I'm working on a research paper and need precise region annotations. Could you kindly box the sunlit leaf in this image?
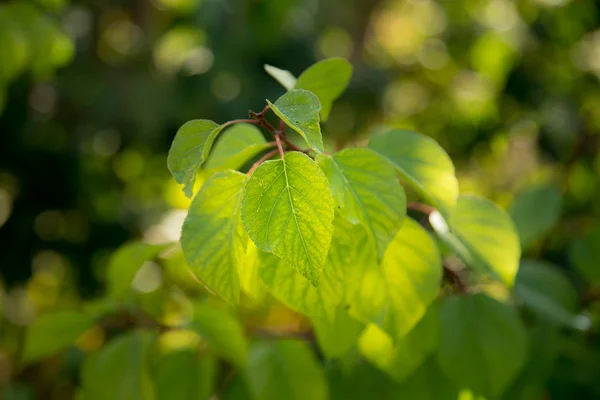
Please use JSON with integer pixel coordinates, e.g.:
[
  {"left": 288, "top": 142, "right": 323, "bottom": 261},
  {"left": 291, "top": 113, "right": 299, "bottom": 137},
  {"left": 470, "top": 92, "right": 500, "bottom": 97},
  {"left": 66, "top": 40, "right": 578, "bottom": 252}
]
[
  {"left": 267, "top": 89, "right": 324, "bottom": 152},
  {"left": 22, "top": 310, "right": 95, "bottom": 365},
  {"left": 436, "top": 294, "right": 527, "bottom": 398},
  {"left": 204, "top": 123, "right": 271, "bottom": 171},
  {"left": 368, "top": 129, "right": 458, "bottom": 216},
  {"left": 245, "top": 340, "right": 328, "bottom": 400},
  {"left": 167, "top": 119, "right": 225, "bottom": 197},
  {"left": 312, "top": 306, "right": 364, "bottom": 359},
  {"left": 242, "top": 152, "right": 334, "bottom": 286},
  {"left": 264, "top": 64, "right": 296, "bottom": 90},
  {"left": 188, "top": 303, "right": 248, "bottom": 368},
  {"left": 515, "top": 260, "right": 577, "bottom": 327},
  {"left": 568, "top": 226, "right": 600, "bottom": 284},
  {"left": 510, "top": 184, "right": 562, "bottom": 248},
  {"left": 295, "top": 58, "right": 352, "bottom": 121},
  {"left": 317, "top": 147, "right": 406, "bottom": 260},
  {"left": 346, "top": 218, "right": 442, "bottom": 338},
  {"left": 181, "top": 171, "right": 247, "bottom": 305},
  {"left": 238, "top": 241, "right": 267, "bottom": 303},
  {"left": 155, "top": 350, "right": 216, "bottom": 400}
]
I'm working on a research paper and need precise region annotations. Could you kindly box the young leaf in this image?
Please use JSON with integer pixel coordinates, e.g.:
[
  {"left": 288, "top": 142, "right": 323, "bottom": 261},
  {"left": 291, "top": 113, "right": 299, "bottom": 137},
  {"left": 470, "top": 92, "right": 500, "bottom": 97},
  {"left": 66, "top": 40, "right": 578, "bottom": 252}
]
[
  {"left": 264, "top": 64, "right": 297, "bottom": 90},
  {"left": 346, "top": 218, "right": 442, "bottom": 338},
  {"left": 79, "top": 331, "right": 156, "bottom": 400},
  {"left": 181, "top": 171, "right": 247, "bottom": 305},
  {"left": 317, "top": 147, "right": 406, "bottom": 260},
  {"left": 368, "top": 129, "right": 458, "bottom": 216},
  {"left": 568, "top": 226, "right": 600, "bottom": 284},
  {"left": 312, "top": 306, "right": 364, "bottom": 359},
  {"left": 514, "top": 260, "right": 577, "bottom": 327},
  {"left": 245, "top": 340, "right": 328, "bottom": 400},
  {"left": 242, "top": 152, "right": 334, "bottom": 286},
  {"left": 22, "top": 310, "right": 95, "bottom": 365},
  {"left": 295, "top": 58, "right": 352, "bottom": 121},
  {"left": 154, "top": 350, "right": 216, "bottom": 400},
  {"left": 167, "top": 119, "right": 225, "bottom": 197},
  {"left": 204, "top": 123, "right": 271, "bottom": 171},
  {"left": 509, "top": 183, "right": 562, "bottom": 248},
  {"left": 436, "top": 293, "right": 527, "bottom": 398},
  {"left": 358, "top": 305, "right": 438, "bottom": 383},
  {"left": 188, "top": 304, "right": 248, "bottom": 368},
  {"left": 267, "top": 89, "right": 324, "bottom": 152}
]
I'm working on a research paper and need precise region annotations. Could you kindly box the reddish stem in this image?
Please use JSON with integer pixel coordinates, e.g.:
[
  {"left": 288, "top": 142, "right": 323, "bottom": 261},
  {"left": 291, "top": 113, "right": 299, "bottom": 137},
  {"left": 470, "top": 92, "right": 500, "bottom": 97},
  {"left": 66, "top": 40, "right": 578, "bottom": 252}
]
[
  {"left": 274, "top": 133, "right": 285, "bottom": 158},
  {"left": 221, "top": 119, "right": 260, "bottom": 129},
  {"left": 247, "top": 149, "right": 280, "bottom": 175}
]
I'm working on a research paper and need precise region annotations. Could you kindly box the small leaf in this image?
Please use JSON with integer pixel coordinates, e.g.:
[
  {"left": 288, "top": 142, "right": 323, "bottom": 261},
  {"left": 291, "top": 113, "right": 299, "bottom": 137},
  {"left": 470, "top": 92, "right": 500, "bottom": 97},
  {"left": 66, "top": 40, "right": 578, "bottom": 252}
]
[
  {"left": 22, "top": 310, "right": 94, "bottom": 365},
  {"left": 568, "top": 226, "right": 600, "bottom": 284},
  {"left": 312, "top": 306, "right": 364, "bottom": 359},
  {"left": 267, "top": 89, "right": 324, "bottom": 152},
  {"left": 181, "top": 171, "right": 247, "bottom": 305},
  {"left": 167, "top": 119, "right": 225, "bottom": 197},
  {"left": 368, "top": 129, "right": 458, "bottom": 216},
  {"left": 188, "top": 304, "right": 248, "bottom": 368},
  {"left": 204, "top": 123, "right": 271, "bottom": 171},
  {"left": 346, "top": 218, "right": 442, "bottom": 338},
  {"left": 79, "top": 331, "right": 156, "bottom": 400},
  {"left": 295, "top": 58, "right": 352, "bottom": 121},
  {"left": 514, "top": 260, "right": 577, "bottom": 327},
  {"left": 358, "top": 305, "right": 438, "bottom": 383},
  {"left": 510, "top": 183, "right": 562, "bottom": 248},
  {"left": 317, "top": 147, "right": 406, "bottom": 260},
  {"left": 436, "top": 293, "right": 527, "bottom": 398},
  {"left": 155, "top": 350, "right": 216, "bottom": 400},
  {"left": 264, "top": 64, "right": 297, "bottom": 90},
  {"left": 242, "top": 152, "right": 334, "bottom": 286},
  {"left": 245, "top": 340, "right": 328, "bottom": 400}
]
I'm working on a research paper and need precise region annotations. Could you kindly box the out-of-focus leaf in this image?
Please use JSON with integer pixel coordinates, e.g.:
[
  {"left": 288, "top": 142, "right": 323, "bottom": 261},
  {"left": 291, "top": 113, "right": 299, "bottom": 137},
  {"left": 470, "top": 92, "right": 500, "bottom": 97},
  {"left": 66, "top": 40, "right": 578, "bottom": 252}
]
[
  {"left": 204, "top": 123, "right": 271, "bottom": 171},
  {"left": 569, "top": 226, "right": 600, "bottom": 284},
  {"left": 155, "top": 350, "right": 216, "bottom": 400},
  {"left": 312, "top": 306, "right": 364, "bottom": 358},
  {"left": 395, "top": 357, "right": 459, "bottom": 400},
  {"left": 264, "top": 64, "right": 296, "bottom": 90}
]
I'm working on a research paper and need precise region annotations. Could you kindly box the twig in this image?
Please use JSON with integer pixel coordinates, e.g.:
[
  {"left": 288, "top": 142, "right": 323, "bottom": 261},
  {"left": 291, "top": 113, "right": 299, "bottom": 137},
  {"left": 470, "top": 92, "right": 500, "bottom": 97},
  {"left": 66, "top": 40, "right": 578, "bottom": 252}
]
[
  {"left": 274, "top": 132, "right": 285, "bottom": 158},
  {"left": 407, "top": 202, "right": 437, "bottom": 215},
  {"left": 220, "top": 119, "right": 259, "bottom": 129},
  {"left": 247, "top": 149, "right": 280, "bottom": 175}
]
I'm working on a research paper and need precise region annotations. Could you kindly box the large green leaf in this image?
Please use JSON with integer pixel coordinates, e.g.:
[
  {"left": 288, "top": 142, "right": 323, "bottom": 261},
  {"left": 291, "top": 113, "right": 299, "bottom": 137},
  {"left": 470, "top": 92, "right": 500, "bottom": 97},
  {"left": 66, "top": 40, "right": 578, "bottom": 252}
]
[
  {"left": 368, "top": 129, "right": 458, "bottom": 216},
  {"left": 568, "top": 226, "right": 600, "bottom": 284},
  {"left": 245, "top": 340, "right": 328, "bottom": 400},
  {"left": 394, "top": 357, "right": 459, "bottom": 400},
  {"left": 22, "top": 310, "right": 94, "bottom": 365},
  {"left": 514, "top": 260, "right": 577, "bottom": 327},
  {"left": 317, "top": 147, "right": 406, "bottom": 260},
  {"left": 107, "top": 241, "right": 169, "bottom": 300},
  {"left": 154, "top": 350, "right": 216, "bottom": 400},
  {"left": 346, "top": 218, "right": 442, "bottom": 338},
  {"left": 436, "top": 294, "right": 527, "bottom": 398},
  {"left": 79, "top": 331, "right": 156, "bottom": 400},
  {"left": 312, "top": 306, "right": 364, "bottom": 359},
  {"left": 264, "top": 64, "right": 296, "bottom": 90},
  {"left": 432, "top": 195, "right": 521, "bottom": 286},
  {"left": 204, "top": 123, "right": 271, "bottom": 171},
  {"left": 181, "top": 171, "right": 247, "bottom": 305},
  {"left": 267, "top": 90, "right": 324, "bottom": 152},
  {"left": 242, "top": 151, "right": 334, "bottom": 286},
  {"left": 358, "top": 305, "right": 438, "bottom": 382},
  {"left": 188, "top": 303, "right": 248, "bottom": 368},
  {"left": 167, "top": 119, "right": 225, "bottom": 197},
  {"left": 295, "top": 58, "right": 352, "bottom": 121},
  {"left": 509, "top": 184, "right": 562, "bottom": 248}
]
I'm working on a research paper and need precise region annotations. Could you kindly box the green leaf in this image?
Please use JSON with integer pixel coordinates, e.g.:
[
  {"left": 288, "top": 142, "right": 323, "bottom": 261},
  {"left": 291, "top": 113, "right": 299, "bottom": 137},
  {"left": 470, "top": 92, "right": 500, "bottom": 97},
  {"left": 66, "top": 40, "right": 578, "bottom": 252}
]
[
  {"left": 155, "top": 350, "right": 216, "bottom": 400},
  {"left": 514, "top": 260, "right": 577, "bottom": 327},
  {"left": 436, "top": 294, "right": 527, "bottom": 398},
  {"left": 295, "top": 58, "right": 352, "bottom": 122},
  {"left": 22, "top": 310, "right": 94, "bottom": 365},
  {"left": 79, "top": 331, "right": 156, "bottom": 400},
  {"left": 312, "top": 305, "right": 364, "bottom": 359},
  {"left": 509, "top": 184, "right": 562, "bottom": 248},
  {"left": 264, "top": 64, "right": 297, "bottom": 90},
  {"left": 317, "top": 147, "right": 406, "bottom": 260},
  {"left": 181, "top": 171, "right": 247, "bottom": 305},
  {"left": 432, "top": 195, "right": 521, "bottom": 286},
  {"left": 107, "top": 241, "right": 168, "bottom": 300},
  {"left": 238, "top": 241, "right": 267, "bottom": 303},
  {"left": 568, "top": 226, "right": 600, "bottom": 284},
  {"left": 395, "top": 357, "right": 459, "bottom": 400},
  {"left": 358, "top": 305, "right": 438, "bottom": 382},
  {"left": 242, "top": 151, "right": 334, "bottom": 286},
  {"left": 267, "top": 90, "right": 324, "bottom": 152},
  {"left": 167, "top": 119, "right": 225, "bottom": 197},
  {"left": 368, "top": 129, "right": 458, "bottom": 216},
  {"left": 188, "top": 303, "right": 248, "bottom": 368},
  {"left": 245, "top": 340, "right": 328, "bottom": 400},
  {"left": 204, "top": 123, "right": 271, "bottom": 171},
  {"left": 346, "top": 218, "right": 442, "bottom": 338}
]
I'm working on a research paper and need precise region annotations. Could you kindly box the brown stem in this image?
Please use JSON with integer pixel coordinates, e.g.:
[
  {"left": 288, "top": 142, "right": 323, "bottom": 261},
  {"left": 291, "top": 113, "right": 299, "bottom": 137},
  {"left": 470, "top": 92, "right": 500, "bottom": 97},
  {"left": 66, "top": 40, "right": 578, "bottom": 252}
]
[
  {"left": 274, "top": 133, "right": 285, "bottom": 158},
  {"left": 220, "top": 119, "right": 260, "bottom": 129},
  {"left": 407, "top": 202, "right": 437, "bottom": 216},
  {"left": 247, "top": 149, "right": 280, "bottom": 175}
]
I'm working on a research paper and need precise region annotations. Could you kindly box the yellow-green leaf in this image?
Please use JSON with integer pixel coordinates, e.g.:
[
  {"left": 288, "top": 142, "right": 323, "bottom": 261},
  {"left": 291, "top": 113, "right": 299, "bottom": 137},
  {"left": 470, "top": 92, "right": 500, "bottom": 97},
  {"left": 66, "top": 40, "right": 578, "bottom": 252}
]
[{"left": 204, "top": 123, "right": 271, "bottom": 171}]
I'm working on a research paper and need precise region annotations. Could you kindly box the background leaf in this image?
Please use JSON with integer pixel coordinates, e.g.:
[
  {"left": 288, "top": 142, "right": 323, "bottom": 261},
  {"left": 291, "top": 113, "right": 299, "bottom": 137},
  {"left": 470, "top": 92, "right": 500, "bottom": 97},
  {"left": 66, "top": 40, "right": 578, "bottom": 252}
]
[
  {"left": 312, "top": 305, "right": 364, "bottom": 359},
  {"left": 154, "top": 350, "right": 216, "bottom": 400},
  {"left": 568, "top": 226, "right": 600, "bottom": 284},
  {"left": 264, "top": 64, "right": 297, "bottom": 90}
]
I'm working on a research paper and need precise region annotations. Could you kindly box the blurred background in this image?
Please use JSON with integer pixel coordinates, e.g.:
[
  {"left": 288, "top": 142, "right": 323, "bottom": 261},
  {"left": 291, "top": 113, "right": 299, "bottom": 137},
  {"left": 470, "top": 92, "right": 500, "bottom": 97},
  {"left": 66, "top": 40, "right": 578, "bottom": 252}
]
[{"left": 2, "top": 0, "right": 600, "bottom": 398}]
